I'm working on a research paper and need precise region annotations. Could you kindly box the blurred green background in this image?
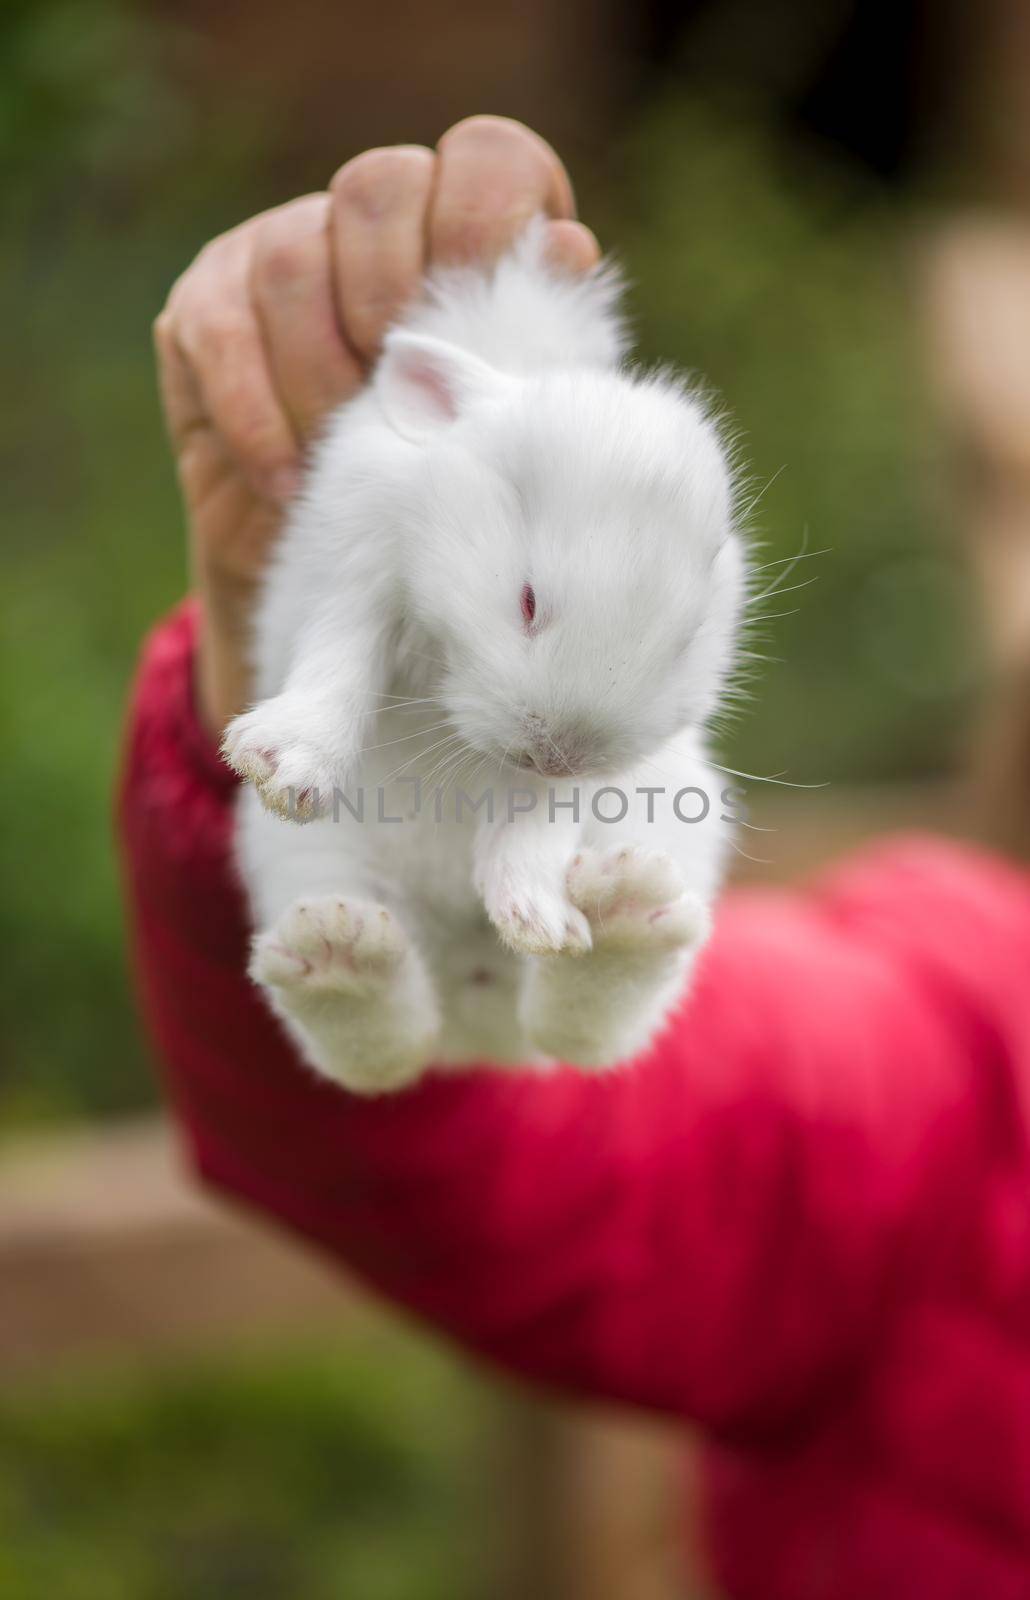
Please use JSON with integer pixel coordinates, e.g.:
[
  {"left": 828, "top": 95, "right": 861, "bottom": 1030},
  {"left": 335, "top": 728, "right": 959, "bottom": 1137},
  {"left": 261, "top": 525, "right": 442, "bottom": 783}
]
[
  {"left": 0, "top": 1336, "right": 487, "bottom": 1600},
  {"left": 0, "top": 0, "right": 981, "bottom": 1592}
]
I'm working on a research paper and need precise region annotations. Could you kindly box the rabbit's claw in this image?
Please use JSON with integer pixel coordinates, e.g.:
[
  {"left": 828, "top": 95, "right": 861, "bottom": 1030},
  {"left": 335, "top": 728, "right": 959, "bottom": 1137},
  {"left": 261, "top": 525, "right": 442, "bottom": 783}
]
[
  {"left": 223, "top": 699, "right": 344, "bottom": 821},
  {"left": 251, "top": 897, "right": 408, "bottom": 994}
]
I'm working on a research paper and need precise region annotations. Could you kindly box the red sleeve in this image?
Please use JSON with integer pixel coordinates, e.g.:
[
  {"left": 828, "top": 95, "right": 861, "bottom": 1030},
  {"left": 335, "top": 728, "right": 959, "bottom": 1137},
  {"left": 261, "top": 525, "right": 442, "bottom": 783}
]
[{"left": 118, "top": 604, "right": 1030, "bottom": 1433}]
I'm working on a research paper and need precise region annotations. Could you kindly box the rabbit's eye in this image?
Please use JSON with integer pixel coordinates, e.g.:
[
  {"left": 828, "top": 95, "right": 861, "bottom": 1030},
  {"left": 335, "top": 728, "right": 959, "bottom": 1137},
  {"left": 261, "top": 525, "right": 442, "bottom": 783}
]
[{"left": 520, "top": 583, "right": 537, "bottom": 628}]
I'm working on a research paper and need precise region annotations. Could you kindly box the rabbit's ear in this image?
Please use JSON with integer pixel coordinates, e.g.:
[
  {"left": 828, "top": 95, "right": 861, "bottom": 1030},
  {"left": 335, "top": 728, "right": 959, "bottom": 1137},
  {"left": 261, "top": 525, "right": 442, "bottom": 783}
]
[{"left": 376, "top": 332, "right": 507, "bottom": 441}]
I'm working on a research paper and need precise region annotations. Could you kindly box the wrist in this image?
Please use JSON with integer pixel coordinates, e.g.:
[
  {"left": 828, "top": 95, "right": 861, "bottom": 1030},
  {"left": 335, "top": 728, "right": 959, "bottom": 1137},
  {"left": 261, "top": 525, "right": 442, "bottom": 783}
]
[{"left": 194, "top": 570, "right": 259, "bottom": 738}]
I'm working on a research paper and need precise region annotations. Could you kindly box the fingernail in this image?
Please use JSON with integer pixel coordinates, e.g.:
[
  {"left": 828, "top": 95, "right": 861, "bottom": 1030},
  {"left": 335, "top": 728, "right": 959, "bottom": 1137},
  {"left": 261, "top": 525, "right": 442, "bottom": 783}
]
[{"left": 544, "top": 220, "right": 601, "bottom": 276}]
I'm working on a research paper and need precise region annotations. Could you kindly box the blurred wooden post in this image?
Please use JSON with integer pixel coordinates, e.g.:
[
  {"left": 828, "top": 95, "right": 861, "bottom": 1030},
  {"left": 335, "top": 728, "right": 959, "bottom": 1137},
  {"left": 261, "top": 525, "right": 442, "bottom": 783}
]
[
  {"left": 920, "top": 0, "right": 1030, "bottom": 858},
  {"left": 926, "top": 222, "right": 1030, "bottom": 859},
  {"left": 486, "top": 1399, "right": 699, "bottom": 1600}
]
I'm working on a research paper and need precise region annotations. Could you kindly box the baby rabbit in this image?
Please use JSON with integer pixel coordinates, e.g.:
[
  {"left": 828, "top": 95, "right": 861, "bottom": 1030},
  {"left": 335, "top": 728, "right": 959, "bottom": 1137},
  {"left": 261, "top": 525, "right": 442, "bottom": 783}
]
[{"left": 223, "top": 224, "right": 747, "bottom": 1092}]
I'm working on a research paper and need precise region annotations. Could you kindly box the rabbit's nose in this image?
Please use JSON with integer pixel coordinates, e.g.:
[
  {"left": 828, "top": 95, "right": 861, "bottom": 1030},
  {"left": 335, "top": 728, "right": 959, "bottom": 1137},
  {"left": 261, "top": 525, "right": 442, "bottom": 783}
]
[
  {"left": 530, "top": 748, "right": 572, "bottom": 774},
  {"left": 520, "top": 715, "right": 578, "bottom": 777},
  {"left": 527, "top": 744, "right": 576, "bottom": 778},
  {"left": 511, "top": 746, "right": 571, "bottom": 777}
]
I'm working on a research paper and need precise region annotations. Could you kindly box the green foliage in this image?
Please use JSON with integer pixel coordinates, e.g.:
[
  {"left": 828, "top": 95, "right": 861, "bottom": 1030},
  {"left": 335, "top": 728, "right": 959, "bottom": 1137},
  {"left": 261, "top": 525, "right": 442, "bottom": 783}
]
[
  {"left": 0, "top": 0, "right": 175, "bottom": 184},
  {"left": 610, "top": 99, "right": 976, "bottom": 785},
  {"left": 0, "top": 1341, "right": 484, "bottom": 1600},
  {"left": 0, "top": 0, "right": 227, "bottom": 1125}
]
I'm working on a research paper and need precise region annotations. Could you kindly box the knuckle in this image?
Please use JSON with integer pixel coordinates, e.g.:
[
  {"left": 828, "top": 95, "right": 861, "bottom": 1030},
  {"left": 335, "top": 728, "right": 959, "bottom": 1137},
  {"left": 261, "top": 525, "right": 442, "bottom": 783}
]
[
  {"left": 436, "top": 117, "right": 572, "bottom": 228},
  {"left": 439, "top": 114, "right": 543, "bottom": 165},
  {"left": 185, "top": 308, "right": 251, "bottom": 366},
  {"left": 192, "top": 230, "right": 234, "bottom": 275},
  {"left": 251, "top": 198, "right": 330, "bottom": 296},
  {"left": 433, "top": 120, "right": 561, "bottom": 262},
  {"left": 166, "top": 258, "right": 246, "bottom": 351},
  {"left": 253, "top": 229, "right": 311, "bottom": 293},
  {"left": 160, "top": 215, "right": 259, "bottom": 322},
  {"left": 160, "top": 267, "right": 193, "bottom": 321},
  {"left": 151, "top": 307, "right": 175, "bottom": 349},
  {"left": 330, "top": 145, "right": 433, "bottom": 218},
  {"left": 434, "top": 199, "right": 536, "bottom": 263}
]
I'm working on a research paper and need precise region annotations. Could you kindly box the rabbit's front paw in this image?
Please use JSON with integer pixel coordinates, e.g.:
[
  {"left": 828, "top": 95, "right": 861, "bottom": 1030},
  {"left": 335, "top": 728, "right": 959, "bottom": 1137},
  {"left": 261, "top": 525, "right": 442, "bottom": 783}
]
[
  {"left": 567, "top": 847, "right": 709, "bottom": 952},
  {"left": 483, "top": 866, "right": 591, "bottom": 957},
  {"left": 222, "top": 698, "right": 345, "bottom": 821}
]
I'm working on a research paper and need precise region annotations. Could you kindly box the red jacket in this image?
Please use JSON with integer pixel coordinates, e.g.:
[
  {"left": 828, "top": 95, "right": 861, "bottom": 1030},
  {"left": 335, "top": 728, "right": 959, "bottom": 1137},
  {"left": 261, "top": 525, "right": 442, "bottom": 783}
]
[{"left": 120, "top": 604, "right": 1030, "bottom": 1599}]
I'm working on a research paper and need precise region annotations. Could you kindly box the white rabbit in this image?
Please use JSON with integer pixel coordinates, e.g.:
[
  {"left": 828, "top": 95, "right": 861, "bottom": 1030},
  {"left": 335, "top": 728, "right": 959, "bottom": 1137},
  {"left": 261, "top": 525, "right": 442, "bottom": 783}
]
[{"left": 224, "top": 223, "right": 747, "bottom": 1093}]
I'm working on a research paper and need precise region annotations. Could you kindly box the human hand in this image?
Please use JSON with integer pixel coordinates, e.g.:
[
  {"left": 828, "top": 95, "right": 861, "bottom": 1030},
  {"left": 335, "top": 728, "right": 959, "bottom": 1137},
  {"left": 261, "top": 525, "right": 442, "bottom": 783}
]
[{"left": 153, "top": 116, "right": 600, "bottom": 734}]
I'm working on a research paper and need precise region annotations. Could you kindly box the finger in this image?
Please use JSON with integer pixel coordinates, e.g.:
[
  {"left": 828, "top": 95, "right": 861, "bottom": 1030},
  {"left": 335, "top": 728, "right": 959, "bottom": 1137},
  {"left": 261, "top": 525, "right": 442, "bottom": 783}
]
[
  {"left": 153, "top": 304, "right": 206, "bottom": 445},
  {"left": 430, "top": 115, "right": 575, "bottom": 266},
  {"left": 329, "top": 145, "right": 436, "bottom": 363},
  {"left": 154, "top": 317, "right": 272, "bottom": 553},
  {"left": 250, "top": 193, "right": 363, "bottom": 440},
  {"left": 170, "top": 235, "right": 301, "bottom": 503},
  {"left": 154, "top": 309, "right": 236, "bottom": 521},
  {"left": 544, "top": 219, "right": 601, "bottom": 275}
]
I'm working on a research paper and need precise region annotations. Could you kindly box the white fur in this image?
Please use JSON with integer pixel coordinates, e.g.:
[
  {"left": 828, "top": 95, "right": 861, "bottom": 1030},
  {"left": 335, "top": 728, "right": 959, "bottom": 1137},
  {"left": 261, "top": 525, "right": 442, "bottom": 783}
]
[{"left": 225, "top": 224, "right": 747, "bottom": 1093}]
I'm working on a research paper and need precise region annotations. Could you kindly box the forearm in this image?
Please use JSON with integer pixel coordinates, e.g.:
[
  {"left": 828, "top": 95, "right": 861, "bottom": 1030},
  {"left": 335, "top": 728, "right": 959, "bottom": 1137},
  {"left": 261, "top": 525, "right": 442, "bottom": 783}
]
[{"left": 194, "top": 577, "right": 260, "bottom": 738}]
